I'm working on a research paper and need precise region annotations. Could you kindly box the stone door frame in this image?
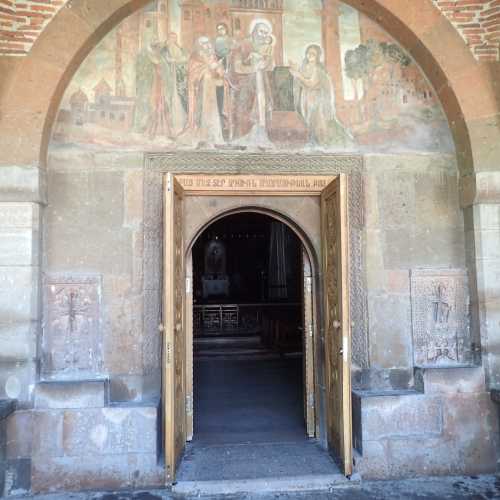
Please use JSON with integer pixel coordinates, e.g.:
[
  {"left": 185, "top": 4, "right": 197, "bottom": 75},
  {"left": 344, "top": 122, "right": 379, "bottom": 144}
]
[{"left": 143, "top": 152, "right": 368, "bottom": 378}]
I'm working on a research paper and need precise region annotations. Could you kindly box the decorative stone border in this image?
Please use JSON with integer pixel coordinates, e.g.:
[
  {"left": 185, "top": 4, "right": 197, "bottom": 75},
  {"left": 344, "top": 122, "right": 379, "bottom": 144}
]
[{"left": 143, "top": 152, "right": 369, "bottom": 369}]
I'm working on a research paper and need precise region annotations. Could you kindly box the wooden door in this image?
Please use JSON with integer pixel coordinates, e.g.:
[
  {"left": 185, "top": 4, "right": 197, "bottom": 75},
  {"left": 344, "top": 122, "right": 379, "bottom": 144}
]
[
  {"left": 320, "top": 174, "right": 353, "bottom": 476},
  {"left": 302, "top": 249, "right": 316, "bottom": 438},
  {"left": 163, "top": 173, "right": 186, "bottom": 482}
]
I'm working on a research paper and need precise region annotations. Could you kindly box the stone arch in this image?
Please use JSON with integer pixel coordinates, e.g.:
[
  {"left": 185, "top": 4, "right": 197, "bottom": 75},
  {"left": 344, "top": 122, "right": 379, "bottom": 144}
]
[
  {"left": 186, "top": 205, "right": 320, "bottom": 275},
  {"left": 0, "top": 0, "right": 498, "bottom": 176}
]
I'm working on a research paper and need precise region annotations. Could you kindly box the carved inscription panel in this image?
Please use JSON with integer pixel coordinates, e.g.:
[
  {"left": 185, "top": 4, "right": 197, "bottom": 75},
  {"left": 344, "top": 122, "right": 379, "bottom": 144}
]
[
  {"left": 43, "top": 274, "right": 102, "bottom": 378},
  {"left": 410, "top": 269, "right": 471, "bottom": 367}
]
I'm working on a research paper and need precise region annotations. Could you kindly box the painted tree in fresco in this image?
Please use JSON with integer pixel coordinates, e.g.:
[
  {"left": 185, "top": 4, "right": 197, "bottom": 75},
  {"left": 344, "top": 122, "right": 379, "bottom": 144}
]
[{"left": 344, "top": 40, "right": 411, "bottom": 123}]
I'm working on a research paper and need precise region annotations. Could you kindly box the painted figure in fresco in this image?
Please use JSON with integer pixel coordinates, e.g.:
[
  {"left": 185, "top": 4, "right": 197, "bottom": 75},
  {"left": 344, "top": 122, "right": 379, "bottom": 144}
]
[
  {"left": 215, "top": 23, "right": 233, "bottom": 68},
  {"left": 164, "top": 33, "right": 189, "bottom": 135},
  {"left": 181, "top": 37, "right": 225, "bottom": 147},
  {"left": 214, "top": 23, "right": 235, "bottom": 135},
  {"left": 134, "top": 40, "right": 172, "bottom": 139},
  {"left": 226, "top": 19, "right": 275, "bottom": 145},
  {"left": 290, "top": 44, "right": 352, "bottom": 148}
]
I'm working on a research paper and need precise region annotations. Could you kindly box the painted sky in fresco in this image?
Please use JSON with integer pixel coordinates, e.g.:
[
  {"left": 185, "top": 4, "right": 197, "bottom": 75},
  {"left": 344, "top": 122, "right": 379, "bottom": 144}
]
[{"left": 54, "top": 0, "right": 454, "bottom": 154}]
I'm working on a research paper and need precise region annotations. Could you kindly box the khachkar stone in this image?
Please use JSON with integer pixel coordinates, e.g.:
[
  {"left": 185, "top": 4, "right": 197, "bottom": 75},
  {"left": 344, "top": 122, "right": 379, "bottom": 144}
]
[
  {"left": 410, "top": 269, "right": 472, "bottom": 367},
  {"left": 43, "top": 274, "right": 102, "bottom": 379}
]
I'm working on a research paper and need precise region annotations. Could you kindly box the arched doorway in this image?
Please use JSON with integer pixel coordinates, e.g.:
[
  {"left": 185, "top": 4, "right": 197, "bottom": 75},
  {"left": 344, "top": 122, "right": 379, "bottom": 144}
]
[
  {"left": 177, "top": 211, "right": 325, "bottom": 481},
  {"left": 162, "top": 173, "right": 353, "bottom": 482}
]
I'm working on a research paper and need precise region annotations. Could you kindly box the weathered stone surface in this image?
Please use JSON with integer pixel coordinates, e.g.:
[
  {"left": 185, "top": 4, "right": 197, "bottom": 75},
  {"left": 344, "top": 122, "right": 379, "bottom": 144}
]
[
  {"left": 31, "top": 453, "right": 163, "bottom": 493},
  {"left": 367, "top": 293, "right": 412, "bottom": 369},
  {"left": 0, "top": 266, "right": 40, "bottom": 323},
  {"left": 414, "top": 366, "right": 486, "bottom": 394},
  {"left": 0, "top": 166, "right": 46, "bottom": 203},
  {"left": 460, "top": 171, "right": 500, "bottom": 208},
  {"left": 32, "top": 410, "right": 64, "bottom": 458},
  {"left": 62, "top": 406, "right": 157, "bottom": 457},
  {"left": 0, "top": 322, "right": 37, "bottom": 362},
  {"left": 354, "top": 387, "right": 498, "bottom": 479},
  {"left": 6, "top": 410, "right": 32, "bottom": 459},
  {"left": 34, "top": 380, "right": 108, "bottom": 409},
  {"left": 410, "top": 269, "right": 471, "bottom": 367},
  {"left": 29, "top": 405, "right": 162, "bottom": 493},
  {"left": 42, "top": 273, "right": 102, "bottom": 379},
  {"left": 357, "top": 392, "right": 443, "bottom": 441}
]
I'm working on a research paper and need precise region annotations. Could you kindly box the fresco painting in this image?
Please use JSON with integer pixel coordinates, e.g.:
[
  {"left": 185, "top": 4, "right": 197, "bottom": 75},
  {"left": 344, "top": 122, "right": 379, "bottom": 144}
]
[{"left": 53, "top": 0, "right": 454, "bottom": 153}]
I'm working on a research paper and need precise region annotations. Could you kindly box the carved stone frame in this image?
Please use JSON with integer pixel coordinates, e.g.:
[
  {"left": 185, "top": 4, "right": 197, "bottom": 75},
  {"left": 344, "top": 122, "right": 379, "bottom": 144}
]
[{"left": 143, "top": 152, "right": 368, "bottom": 369}]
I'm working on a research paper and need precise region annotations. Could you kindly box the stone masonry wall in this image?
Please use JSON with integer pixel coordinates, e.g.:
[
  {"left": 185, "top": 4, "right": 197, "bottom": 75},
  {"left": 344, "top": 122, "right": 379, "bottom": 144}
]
[
  {"left": 432, "top": 0, "right": 500, "bottom": 61},
  {"left": 0, "top": 0, "right": 66, "bottom": 56},
  {"left": 364, "top": 154, "right": 466, "bottom": 371}
]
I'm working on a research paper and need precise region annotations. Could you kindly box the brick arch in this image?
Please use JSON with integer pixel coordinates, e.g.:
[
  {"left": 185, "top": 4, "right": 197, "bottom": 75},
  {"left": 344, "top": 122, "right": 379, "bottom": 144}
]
[{"left": 0, "top": 0, "right": 498, "bottom": 175}]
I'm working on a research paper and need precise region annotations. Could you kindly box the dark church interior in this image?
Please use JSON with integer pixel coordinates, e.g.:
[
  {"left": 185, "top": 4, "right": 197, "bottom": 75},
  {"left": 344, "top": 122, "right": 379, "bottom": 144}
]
[{"left": 191, "top": 213, "right": 307, "bottom": 447}]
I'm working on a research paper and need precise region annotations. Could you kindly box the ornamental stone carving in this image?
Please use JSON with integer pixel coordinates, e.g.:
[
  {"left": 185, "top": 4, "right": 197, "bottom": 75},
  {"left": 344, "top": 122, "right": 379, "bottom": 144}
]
[
  {"left": 410, "top": 269, "right": 471, "bottom": 367},
  {"left": 43, "top": 274, "right": 102, "bottom": 379}
]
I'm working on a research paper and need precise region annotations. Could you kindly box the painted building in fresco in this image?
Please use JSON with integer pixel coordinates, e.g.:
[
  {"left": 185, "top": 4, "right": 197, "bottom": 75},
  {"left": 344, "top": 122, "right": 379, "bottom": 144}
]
[{"left": 53, "top": 0, "right": 453, "bottom": 153}]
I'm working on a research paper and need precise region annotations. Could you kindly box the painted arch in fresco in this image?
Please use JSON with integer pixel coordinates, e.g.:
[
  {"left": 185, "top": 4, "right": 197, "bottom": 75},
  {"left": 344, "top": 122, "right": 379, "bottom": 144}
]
[{"left": 52, "top": 0, "right": 454, "bottom": 154}]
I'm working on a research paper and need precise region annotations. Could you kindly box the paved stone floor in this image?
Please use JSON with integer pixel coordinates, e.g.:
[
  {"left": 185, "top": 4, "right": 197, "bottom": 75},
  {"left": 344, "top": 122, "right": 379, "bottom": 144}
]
[{"left": 13, "top": 474, "right": 500, "bottom": 499}]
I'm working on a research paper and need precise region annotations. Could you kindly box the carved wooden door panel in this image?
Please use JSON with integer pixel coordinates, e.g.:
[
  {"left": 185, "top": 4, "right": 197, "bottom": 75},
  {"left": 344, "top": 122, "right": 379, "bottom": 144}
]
[
  {"left": 163, "top": 173, "right": 186, "bottom": 482},
  {"left": 321, "top": 174, "right": 353, "bottom": 476}
]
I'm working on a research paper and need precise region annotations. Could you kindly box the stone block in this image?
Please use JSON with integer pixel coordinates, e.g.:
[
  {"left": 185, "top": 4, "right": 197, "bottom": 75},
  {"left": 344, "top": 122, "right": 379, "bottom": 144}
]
[
  {"left": 358, "top": 392, "right": 443, "bottom": 441},
  {"left": 0, "top": 166, "right": 46, "bottom": 203},
  {"left": 415, "top": 172, "right": 461, "bottom": 229},
  {"left": 461, "top": 172, "right": 500, "bottom": 207},
  {"left": 476, "top": 259, "right": 500, "bottom": 303},
  {"left": 0, "top": 266, "right": 40, "bottom": 323},
  {"left": 61, "top": 406, "right": 158, "bottom": 457},
  {"left": 34, "top": 380, "right": 108, "bottom": 409},
  {"left": 411, "top": 225, "right": 465, "bottom": 268},
  {"left": 0, "top": 322, "right": 37, "bottom": 363},
  {"left": 352, "top": 368, "right": 413, "bottom": 391},
  {"left": 473, "top": 204, "right": 500, "bottom": 230},
  {"left": 32, "top": 410, "right": 64, "bottom": 458},
  {"left": 367, "top": 293, "right": 412, "bottom": 368},
  {"left": 31, "top": 453, "right": 162, "bottom": 493},
  {"left": 0, "top": 228, "right": 40, "bottom": 266},
  {"left": 6, "top": 411, "right": 32, "bottom": 459},
  {"left": 474, "top": 229, "right": 500, "bottom": 261},
  {"left": 414, "top": 366, "right": 486, "bottom": 394},
  {"left": 440, "top": 392, "right": 498, "bottom": 471},
  {"left": 377, "top": 171, "right": 416, "bottom": 229}
]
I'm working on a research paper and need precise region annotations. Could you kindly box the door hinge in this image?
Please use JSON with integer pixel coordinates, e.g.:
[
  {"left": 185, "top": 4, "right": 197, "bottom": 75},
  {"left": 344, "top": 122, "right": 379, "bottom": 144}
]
[
  {"left": 167, "top": 174, "right": 172, "bottom": 192},
  {"left": 186, "top": 394, "right": 193, "bottom": 416},
  {"left": 186, "top": 277, "right": 191, "bottom": 294}
]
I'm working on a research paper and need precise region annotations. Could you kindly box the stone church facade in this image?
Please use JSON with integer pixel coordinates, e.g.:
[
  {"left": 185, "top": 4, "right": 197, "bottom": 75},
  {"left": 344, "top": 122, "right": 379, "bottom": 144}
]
[{"left": 0, "top": 0, "right": 499, "bottom": 495}]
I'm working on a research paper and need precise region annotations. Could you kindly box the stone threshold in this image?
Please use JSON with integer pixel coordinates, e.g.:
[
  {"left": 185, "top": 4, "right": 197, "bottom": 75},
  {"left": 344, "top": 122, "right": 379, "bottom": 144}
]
[{"left": 172, "top": 473, "right": 360, "bottom": 496}]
